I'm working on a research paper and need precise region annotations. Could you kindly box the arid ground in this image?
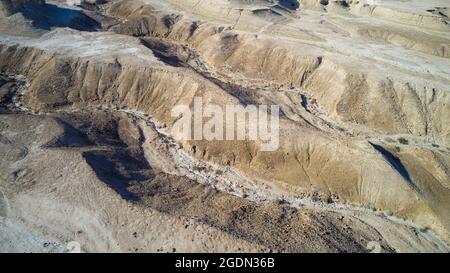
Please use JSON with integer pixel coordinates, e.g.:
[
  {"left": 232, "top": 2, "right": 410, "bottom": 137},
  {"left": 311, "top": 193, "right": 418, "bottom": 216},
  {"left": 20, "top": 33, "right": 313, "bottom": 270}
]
[{"left": 0, "top": 0, "right": 449, "bottom": 253}]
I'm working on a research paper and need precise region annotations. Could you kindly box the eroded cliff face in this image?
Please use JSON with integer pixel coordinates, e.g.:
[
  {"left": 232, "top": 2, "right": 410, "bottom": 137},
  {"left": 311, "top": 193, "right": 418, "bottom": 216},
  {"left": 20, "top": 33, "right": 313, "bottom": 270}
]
[
  {"left": 103, "top": 0, "right": 450, "bottom": 142},
  {"left": 0, "top": 0, "right": 449, "bottom": 251}
]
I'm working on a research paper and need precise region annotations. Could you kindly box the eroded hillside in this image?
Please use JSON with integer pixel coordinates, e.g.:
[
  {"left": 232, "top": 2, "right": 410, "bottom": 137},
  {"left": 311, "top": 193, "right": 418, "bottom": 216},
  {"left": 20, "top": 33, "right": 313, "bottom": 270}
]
[{"left": 0, "top": 0, "right": 449, "bottom": 252}]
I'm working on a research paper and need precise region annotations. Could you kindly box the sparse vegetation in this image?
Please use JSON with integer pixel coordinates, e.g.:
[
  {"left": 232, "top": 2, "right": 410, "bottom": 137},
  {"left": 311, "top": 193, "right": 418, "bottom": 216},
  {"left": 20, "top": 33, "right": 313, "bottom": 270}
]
[
  {"left": 311, "top": 195, "right": 320, "bottom": 203},
  {"left": 419, "top": 226, "right": 430, "bottom": 233},
  {"left": 192, "top": 165, "right": 206, "bottom": 172},
  {"left": 398, "top": 137, "right": 409, "bottom": 145},
  {"left": 277, "top": 197, "right": 289, "bottom": 205},
  {"left": 241, "top": 189, "right": 249, "bottom": 198}
]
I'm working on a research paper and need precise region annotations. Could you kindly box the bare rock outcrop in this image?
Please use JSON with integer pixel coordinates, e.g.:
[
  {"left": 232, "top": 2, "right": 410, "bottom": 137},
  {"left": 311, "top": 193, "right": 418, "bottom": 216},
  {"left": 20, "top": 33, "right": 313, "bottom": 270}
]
[{"left": 0, "top": 27, "right": 448, "bottom": 242}]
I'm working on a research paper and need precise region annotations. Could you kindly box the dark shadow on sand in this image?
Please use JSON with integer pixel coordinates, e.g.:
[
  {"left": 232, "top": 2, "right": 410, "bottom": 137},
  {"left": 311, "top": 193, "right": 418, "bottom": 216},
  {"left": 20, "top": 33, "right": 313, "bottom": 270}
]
[{"left": 21, "top": 3, "right": 100, "bottom": 31}]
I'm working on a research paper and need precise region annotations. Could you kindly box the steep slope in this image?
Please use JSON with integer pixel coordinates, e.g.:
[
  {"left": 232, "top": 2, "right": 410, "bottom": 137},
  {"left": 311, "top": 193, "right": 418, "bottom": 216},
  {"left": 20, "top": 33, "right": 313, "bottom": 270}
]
[{"left": 0, "top": 0, "right": 449, "bottom": 251}]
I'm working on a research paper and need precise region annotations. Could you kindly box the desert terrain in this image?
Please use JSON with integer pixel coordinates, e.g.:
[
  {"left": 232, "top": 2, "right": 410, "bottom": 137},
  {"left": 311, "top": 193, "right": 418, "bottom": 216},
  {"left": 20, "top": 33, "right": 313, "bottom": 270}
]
[{"left": 0, "top": 0, "right": 449, "bottom": 253}]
